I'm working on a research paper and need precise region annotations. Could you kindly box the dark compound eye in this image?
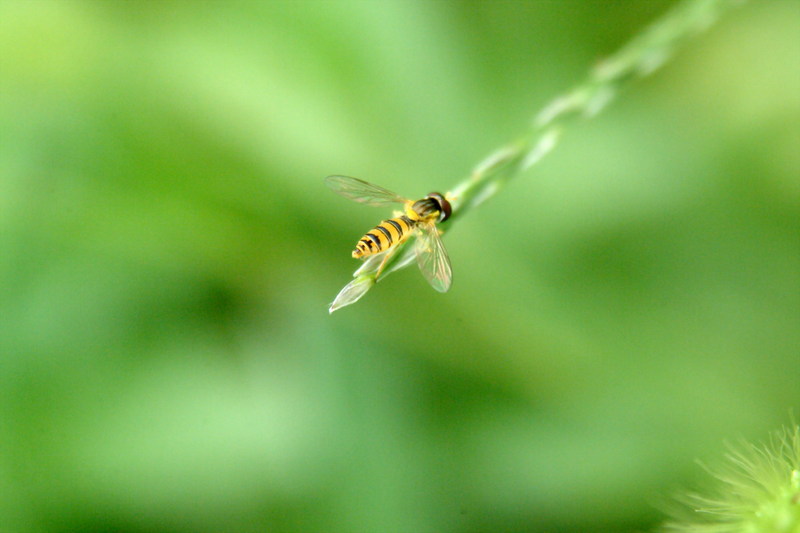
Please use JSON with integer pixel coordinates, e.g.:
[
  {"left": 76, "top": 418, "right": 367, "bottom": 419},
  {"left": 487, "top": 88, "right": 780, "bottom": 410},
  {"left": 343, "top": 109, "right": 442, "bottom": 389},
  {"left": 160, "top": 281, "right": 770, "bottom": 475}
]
[{"left": 426, "top": 192, "right": 451, "bottom": 222}]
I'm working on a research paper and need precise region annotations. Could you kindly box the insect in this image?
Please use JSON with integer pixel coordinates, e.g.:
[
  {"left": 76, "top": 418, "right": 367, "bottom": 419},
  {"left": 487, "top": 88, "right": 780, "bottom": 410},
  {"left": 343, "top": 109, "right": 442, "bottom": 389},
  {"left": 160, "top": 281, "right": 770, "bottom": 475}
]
[{"left": 325, "top": 175, "right": 453, "bottom": 292}]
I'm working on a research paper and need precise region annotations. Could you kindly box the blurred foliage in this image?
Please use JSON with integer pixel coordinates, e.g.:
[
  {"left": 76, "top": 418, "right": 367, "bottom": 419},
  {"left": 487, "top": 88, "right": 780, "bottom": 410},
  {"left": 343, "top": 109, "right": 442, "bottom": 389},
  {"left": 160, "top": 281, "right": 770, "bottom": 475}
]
[
  {"left": 0, "top": 1, "right": 798, "bottom": 532},
  {"left": 662, "top": 423, "right": 800, "bottom": 533}
]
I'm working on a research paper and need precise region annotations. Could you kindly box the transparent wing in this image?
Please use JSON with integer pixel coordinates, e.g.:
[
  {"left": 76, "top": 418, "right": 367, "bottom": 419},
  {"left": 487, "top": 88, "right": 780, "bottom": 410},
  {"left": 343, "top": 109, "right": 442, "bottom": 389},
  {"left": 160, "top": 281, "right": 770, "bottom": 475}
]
[
  {"left": 325, "top": 175, "right": 408, "bottom": 207},
  {"left": 414, "top": 222, "right": 452, "bottom": 293}
]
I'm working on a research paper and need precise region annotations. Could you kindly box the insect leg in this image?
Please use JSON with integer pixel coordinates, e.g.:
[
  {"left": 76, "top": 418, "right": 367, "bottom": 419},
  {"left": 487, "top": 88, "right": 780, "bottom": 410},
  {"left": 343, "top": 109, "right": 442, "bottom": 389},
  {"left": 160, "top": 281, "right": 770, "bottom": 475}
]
[{"left": 374, "top": 245, "right": 401, "bottom": 281}]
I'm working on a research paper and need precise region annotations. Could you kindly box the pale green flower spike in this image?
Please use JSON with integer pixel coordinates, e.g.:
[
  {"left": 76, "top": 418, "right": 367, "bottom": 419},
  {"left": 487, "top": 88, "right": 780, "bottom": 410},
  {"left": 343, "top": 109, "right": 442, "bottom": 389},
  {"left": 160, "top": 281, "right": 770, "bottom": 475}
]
[
  {"left": 662, "top": 424, "right": 800, "bottom": 533},
  {"left": 329, "top": 0, "right": 744, "bottom": 313}
]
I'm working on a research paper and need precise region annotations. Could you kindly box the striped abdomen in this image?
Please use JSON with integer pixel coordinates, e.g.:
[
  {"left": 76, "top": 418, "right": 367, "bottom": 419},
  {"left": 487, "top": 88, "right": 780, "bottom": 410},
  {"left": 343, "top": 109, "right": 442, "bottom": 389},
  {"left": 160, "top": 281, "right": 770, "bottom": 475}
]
[{"left": 353, "top": 214, "right": 417, "bottom": 258}]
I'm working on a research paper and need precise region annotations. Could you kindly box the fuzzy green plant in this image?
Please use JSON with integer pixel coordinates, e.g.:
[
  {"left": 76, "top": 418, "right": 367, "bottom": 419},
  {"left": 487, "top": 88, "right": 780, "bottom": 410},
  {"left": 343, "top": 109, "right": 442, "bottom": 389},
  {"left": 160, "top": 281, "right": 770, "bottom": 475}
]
[
  {"left": 662, "top": 424, "right": 800, "bottom": 533},
  {"left": 328, "top": 0, "right": 745, "bottom": 313}
]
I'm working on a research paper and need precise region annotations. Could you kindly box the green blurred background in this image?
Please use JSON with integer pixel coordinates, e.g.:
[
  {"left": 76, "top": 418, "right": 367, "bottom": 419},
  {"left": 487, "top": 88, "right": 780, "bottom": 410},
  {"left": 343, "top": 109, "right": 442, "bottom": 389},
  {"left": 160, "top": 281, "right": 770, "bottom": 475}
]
[{"left": 1, "top": 1, "right": 798, "bottom": 531}]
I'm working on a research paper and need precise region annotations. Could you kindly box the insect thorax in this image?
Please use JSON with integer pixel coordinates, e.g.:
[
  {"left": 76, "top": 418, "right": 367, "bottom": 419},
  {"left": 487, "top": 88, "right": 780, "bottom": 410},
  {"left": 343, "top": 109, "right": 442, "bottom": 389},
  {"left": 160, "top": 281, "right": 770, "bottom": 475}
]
[{"left": 410, "top": 198, "right": 441, "bottom": 221}]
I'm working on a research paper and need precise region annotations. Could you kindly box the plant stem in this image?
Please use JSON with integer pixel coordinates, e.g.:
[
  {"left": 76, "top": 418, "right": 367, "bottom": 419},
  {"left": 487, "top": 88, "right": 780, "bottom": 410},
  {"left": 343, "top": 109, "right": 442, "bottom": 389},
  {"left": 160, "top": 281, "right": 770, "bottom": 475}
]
[{"left": 329, "top": 0, "right": 744, "bottom": 313}]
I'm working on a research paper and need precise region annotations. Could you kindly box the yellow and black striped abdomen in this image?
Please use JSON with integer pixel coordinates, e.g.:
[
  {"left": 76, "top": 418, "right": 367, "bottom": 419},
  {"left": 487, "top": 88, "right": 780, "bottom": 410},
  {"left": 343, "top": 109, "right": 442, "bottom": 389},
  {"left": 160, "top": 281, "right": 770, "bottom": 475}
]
[{"left": 353, "top": 214, "right": 416, "bottom": 258}]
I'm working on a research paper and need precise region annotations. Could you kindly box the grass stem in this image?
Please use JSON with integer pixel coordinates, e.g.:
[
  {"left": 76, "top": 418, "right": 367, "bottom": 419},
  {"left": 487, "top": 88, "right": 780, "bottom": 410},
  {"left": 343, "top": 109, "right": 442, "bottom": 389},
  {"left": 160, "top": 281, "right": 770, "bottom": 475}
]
[{"left": 329, "top": 0, "right": 744, "bottom": 313}]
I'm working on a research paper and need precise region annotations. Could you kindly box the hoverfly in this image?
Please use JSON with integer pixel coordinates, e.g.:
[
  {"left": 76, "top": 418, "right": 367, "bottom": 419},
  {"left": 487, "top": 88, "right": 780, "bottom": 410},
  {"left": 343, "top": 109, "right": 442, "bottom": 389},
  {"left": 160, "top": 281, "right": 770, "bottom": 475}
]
[{"left": 325, "top": 175, "right": 453, "bottom": 292}]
